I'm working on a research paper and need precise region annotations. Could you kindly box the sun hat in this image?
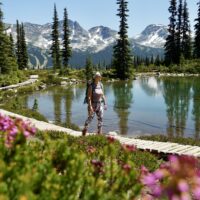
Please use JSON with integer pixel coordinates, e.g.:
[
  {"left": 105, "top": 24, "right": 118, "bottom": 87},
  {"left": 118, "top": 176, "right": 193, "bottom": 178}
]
[{"left": 94, "top": 71, "right": 102, "bottom": 78}]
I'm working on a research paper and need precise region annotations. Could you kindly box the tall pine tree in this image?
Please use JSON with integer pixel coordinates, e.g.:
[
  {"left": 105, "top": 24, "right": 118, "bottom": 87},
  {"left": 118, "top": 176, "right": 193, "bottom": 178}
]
[
  {"left": 51, "top": 4, "right": 61, "bottom": 70},
  {"left": 20, "top": 23, "right": 28, "bottom": 69},
  {"left": 62, "top": 8, "right": 71, "bottom": 68},
  {"left": 113, "top": 0, "right": 133, "bottom": 80},
  {"left": 16, "top": 21, "right": 28, "bottom": 69},
  {"left": 85, "top": 57, "right": 93, "bottom": 81},
  {"left": 0, "top": 2, "right": 16, "bottom": 74},
  {"left": 176, "top": 0, "right": 183, "bottom": 63},
  {"left": 8, "top": 33, "right": 18, "bottom": 71},
  {"left": 194, "top": 1, "right": 200, "bottom": 58},
  {"left": 164, "top": 0, "right": 177, "bottom": 66},
  {"left": 16, "top": 20, "right": 21, "bottom": 68},
  {"left": 0, "top": 1, "right": 6, "bottom": 73},
  {"left": 182, "top": 0, "right": 192, "bottom": 59}
]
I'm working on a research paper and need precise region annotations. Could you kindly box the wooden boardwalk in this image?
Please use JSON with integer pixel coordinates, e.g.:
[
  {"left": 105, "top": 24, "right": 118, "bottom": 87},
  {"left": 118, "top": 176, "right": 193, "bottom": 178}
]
[{"left": 1, "top": 109, "right": 200, "bottom": 157}]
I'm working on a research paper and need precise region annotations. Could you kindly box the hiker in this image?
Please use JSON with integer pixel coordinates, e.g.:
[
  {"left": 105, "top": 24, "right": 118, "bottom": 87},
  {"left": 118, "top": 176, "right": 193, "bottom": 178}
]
[{"left": 82, "top": 72, "right": 107, "bottom": 136}]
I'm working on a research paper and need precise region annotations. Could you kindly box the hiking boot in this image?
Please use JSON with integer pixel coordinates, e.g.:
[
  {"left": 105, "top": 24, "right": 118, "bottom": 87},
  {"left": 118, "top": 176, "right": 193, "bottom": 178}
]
[
  {"left": 82, "top": 128, "right": 87, "bottom": 136},
  {"left": 97, "top": 128, "right": 102, "bottom": 135}
]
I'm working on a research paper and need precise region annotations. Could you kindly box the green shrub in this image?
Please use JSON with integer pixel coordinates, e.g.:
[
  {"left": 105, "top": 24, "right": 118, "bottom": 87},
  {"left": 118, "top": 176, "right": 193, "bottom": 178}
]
[
  {"left": 0, "top": 70, "right": 27, "bottom": 87},
  {"left": 0, "top": 130, "right": 162, "bottom": 199}
]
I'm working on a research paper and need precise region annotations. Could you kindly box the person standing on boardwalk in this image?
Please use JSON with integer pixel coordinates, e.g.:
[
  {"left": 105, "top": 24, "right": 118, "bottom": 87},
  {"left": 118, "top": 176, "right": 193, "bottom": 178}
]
[{"left": 82, "top": 72, "right": 107, "bottom": 136}]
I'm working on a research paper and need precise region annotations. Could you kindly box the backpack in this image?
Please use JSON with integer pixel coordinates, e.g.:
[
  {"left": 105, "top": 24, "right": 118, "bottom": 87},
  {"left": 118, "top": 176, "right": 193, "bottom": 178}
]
[{"left": 83, "top": 81, "right": 103, "bottom": 104}]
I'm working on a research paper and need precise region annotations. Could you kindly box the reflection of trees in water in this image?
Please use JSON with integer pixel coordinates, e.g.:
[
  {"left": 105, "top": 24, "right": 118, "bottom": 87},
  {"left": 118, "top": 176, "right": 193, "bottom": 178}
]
[
  {"left": 72, "top": 85, "right": 85, "bottom": 102},
  {"left": 162, "top": 78, "right": 192, "bottom": 138},
  {"left": 52, "top": 86, "right": 80, "bottom": 130},
  {"left": 65, "top": 87, "right": 73, "bottom": 127},
  {"left": 53, "top": 88, "right": 62, "bottom": 124},
  {"left": 140, "top": 77, "right": 162, "bottom": 97},
  {"left": 113, "top": 81, "right": 133, "bottom": 135},
  {"left": 192, "top": 80, "right": 200, "bottom": 139}
]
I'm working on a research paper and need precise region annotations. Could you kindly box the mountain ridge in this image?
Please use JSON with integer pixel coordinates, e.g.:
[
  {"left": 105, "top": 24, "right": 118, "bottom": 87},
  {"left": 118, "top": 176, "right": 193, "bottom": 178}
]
[{"left": 6, "top": 20, "right": 168, "bottom": 68}]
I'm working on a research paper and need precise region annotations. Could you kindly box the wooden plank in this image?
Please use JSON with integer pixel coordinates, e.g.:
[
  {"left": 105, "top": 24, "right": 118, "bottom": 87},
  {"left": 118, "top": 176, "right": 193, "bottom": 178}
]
[
  {"left": 176, "top": 146, "right": 199, "bottom": 154},
  {"left": 183, "top": 148, "right": 200, "bottom": 155}
]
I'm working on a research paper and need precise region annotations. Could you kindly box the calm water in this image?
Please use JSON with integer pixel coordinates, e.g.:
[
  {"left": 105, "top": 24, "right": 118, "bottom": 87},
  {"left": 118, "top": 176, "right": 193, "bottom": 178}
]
[{"left": 22, "top": 77, "right": 200, "bottom": 138}]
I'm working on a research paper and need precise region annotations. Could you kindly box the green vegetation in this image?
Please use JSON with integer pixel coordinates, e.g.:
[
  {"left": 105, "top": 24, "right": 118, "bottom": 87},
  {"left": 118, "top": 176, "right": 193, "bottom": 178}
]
[
  {"left": 51, "top": 4, "right": 61, "bottom": 70},
  {"left": 194, "top": 1, "right": 200, "bottom": 58},
  {"left": 112, "top": 0, "right": 133, "bottom": 80},
  {"left": 138, "top": 134, "right": 200, "bottom": 147},
  {"left": 0, "top": 2, "right": 17, "bottom": 74},
  {"left": 0, "top": 122, "right": 162, "bottom": 200},
  {"left": 135, "top": 59, "right": 200, "bottom": 74},
  {"left": 62, "top": 7, "right": 72, "bottom": 68},
  {"left": 85, "top": 57, "right": 94, "bottom": 81},
  {"left": 164, "top": 0, "right": 191, "bottom": 66},
  {"left": 16, "top": 20, "right": 28, "bottom": 69},
  {"left": 0, "top": 70, "right": 27, "bottom": 87}
]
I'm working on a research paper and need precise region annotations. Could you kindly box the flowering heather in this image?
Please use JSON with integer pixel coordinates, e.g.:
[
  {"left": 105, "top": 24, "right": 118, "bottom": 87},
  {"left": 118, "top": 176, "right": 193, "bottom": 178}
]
[
  {"left": 91, "top": 159, "right": 104, "bottom": 175},
  {"left": 0, "top": 114, "right": 36, "bottom": 147},
  {"left": 122, "top": 144, "right": 137, "bottom": 152},
  {"left": 107, "top": 136, "right": 116, "bottom": 143},
  {"left": 141, "top": 155, "right": 200, "bottom": 200}
]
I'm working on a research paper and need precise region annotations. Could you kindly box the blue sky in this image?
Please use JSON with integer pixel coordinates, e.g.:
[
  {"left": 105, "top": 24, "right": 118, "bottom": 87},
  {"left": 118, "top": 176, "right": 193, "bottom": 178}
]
[{"left": 1, "top": 0, "right": 198, "bottom": 36}]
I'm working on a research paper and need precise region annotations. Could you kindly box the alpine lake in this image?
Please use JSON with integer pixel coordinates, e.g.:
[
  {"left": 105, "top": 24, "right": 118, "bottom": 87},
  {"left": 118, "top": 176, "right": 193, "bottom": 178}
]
[{"left": 16, "top": 76, "right": 200, "bottom": 139}]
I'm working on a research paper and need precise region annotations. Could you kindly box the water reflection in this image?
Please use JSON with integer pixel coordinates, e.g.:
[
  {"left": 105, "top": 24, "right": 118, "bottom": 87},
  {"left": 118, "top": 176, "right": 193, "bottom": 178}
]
[
  {"left": 53, "top": 88, "right": 62, "bottom": 124},
  {"left": 162, "top": 78, "right": 192, "bottom": 138},
  {"left": 48, "top": 86, "right": 81, "bottom": 129},
  {"left": 192, "top": 81, "right": 200, "bottom": 139},
  {"left": 140, "top": 77, "right": 163, "bottom": 97},
  {"left": 113, "top": 81, "right": 133, "bottom": 135}
]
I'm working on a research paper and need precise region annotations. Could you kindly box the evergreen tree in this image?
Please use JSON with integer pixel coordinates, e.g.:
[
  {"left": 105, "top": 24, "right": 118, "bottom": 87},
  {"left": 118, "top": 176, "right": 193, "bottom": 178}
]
[
  {"left": 133, "top": 56, "right": 138, "bottom": 68},
  {"left": 51, "top": 4, "right": 61, "bottom": 70},
  {"left": 0, "top": 2, "right": 6, "bottom": 73},
  {"left": 16, "top": 22, "right": 28, "bottom": 69},
  {"left": 155, "top": 55, "right": 161, "bottom": 66},
  {"left": 0, "top": 2, "right": 15, "bottom": 74},
  {"left": 182, "top": 0, "right": 192, "bottom": 59},
  {"left": 20, "top": 23, "right": 28, "bottom": 69},
  {"left": 113, "top": 0, "right": 133, "bottom": 80},
  {"left": 32, "top": 99, "right": 38, "bottom": 111},
  {"left": 8, "top": 34, "right": 18, "bottom": 71},
  {"left": 176, "top": 0, "right": 183, "bottom": 64},
  {"left": 194, "top": 1, "right": 200, "bottom": 58},
  {"left": 145, "top": 56, "right": 150, "bottom": 66},
  {"left": 9, "top": 33, "right": 15, "bottom": 56},
  {"left": 150, "top": 55, "right": 154, "bottom": 65},
  {"left": 16, "top": 20, "right": 21, "bottom": 68},
  {"left": 62, "top": 8, "right": 71, "bottom": 68},
  {"left": 85, "top": 57, "right": 93, "bottom": 81},
  {"left": 164, "top": 0, "right": 177, "bottom": 66}
]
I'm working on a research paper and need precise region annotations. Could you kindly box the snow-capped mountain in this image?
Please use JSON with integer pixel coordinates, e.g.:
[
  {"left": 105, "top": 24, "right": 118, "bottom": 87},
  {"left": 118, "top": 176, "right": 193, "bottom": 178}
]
[
  {"left": 6, "top": 21, "right": 168, "bottom": 68},
  {"left": 7, "top": 20, "right": 118, "bottom": 53},
  {"left": 134, "top": 24, "right": 168, "bottom": 48}
]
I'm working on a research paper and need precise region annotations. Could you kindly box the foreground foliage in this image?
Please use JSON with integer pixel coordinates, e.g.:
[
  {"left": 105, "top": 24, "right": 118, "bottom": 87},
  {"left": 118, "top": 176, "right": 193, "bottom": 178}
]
[{"left": 1, "top": 115, "right": 200, "bottom": 199}]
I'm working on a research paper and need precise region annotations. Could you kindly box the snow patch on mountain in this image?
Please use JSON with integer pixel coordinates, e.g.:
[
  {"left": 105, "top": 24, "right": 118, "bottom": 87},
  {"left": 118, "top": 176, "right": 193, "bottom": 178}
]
[
  {"left": 134, "top": 24, "right": 168, "bottom": 48},
  {"left": 6, "top": 20, "right": 168, "bottom": 53}
]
